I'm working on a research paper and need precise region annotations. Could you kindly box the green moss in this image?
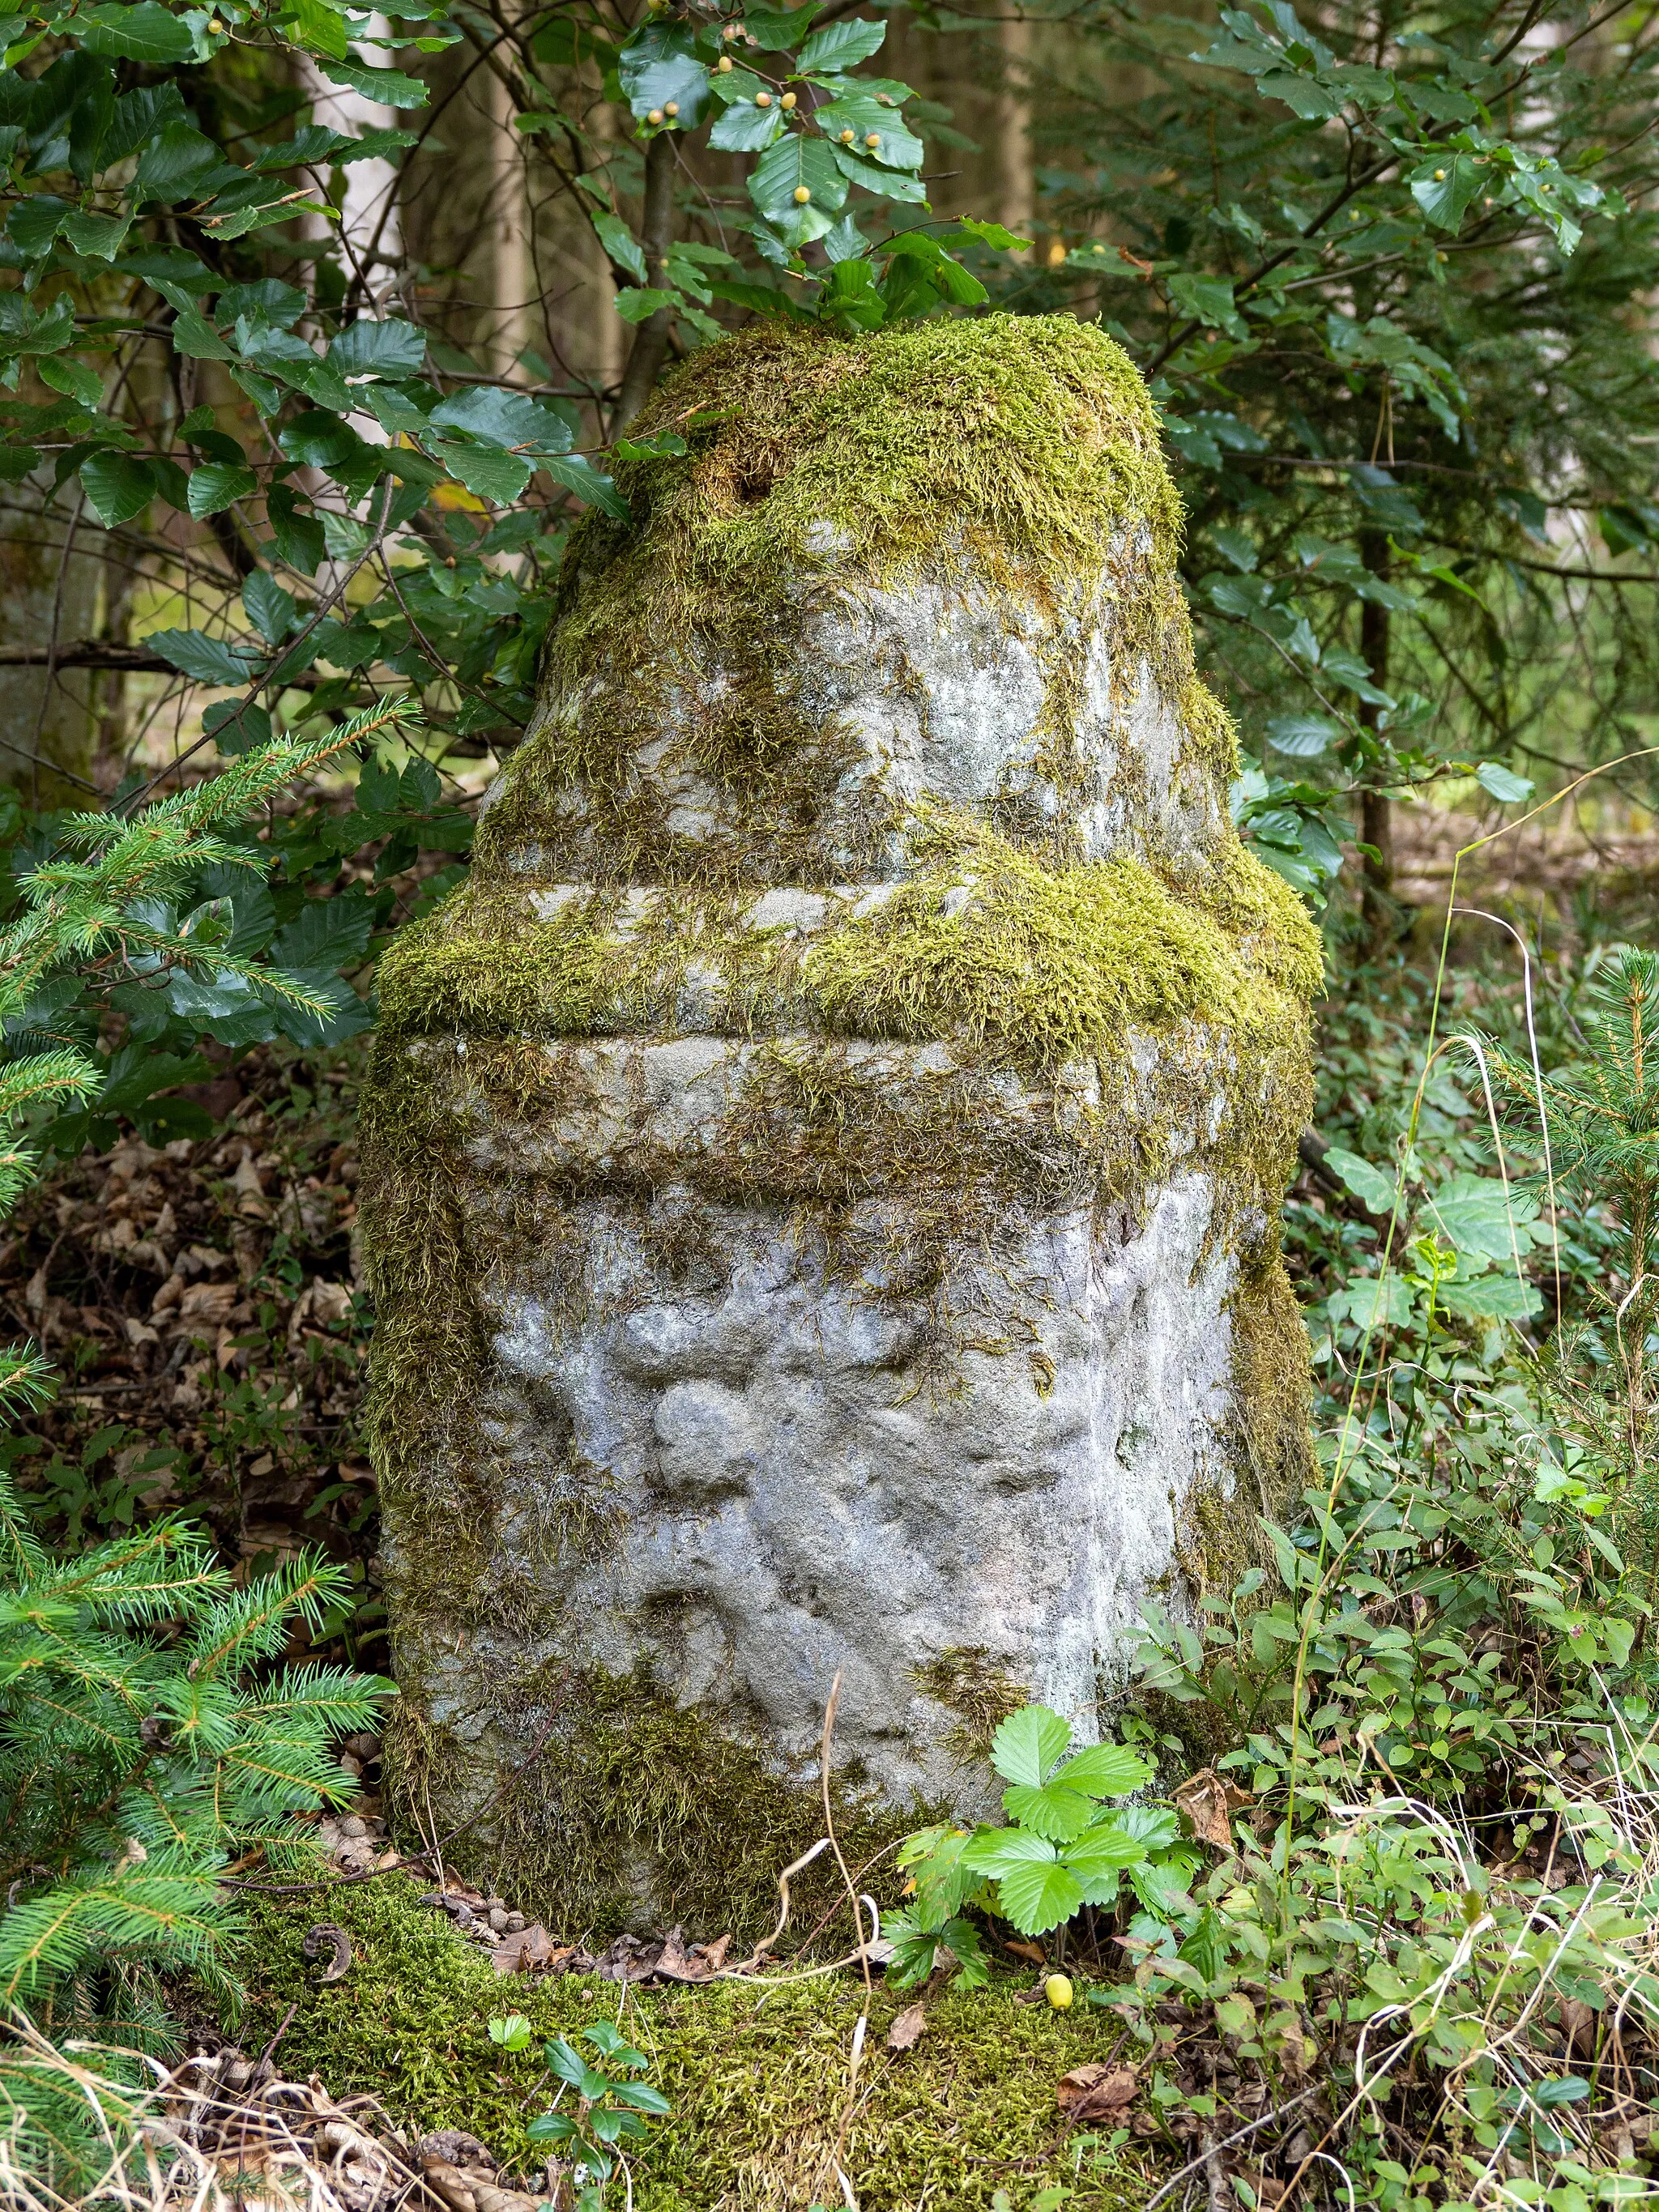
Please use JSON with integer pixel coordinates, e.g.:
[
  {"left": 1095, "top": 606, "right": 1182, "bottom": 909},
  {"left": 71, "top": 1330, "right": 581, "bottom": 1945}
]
[
  {"left": 475, "top": 314, "right": 1190, "bottom": 887},
  {"left": 357, "top": 1036, "right": 491, "bottom": 1588},
  {"left": 380, "top": 815, "right": 1321, "bottom": 1080},
  {"left": 1177, "top": 676, "right": 1241, "bottom": 780},
  {"left": 230, "top": 1874, "right": 1152, "bottom": 2210},
  {"left": 395, "top": 1660, "right": 915, "bottom": 1946},
  {"left": 802, "top": 812, "right": 1304, "bottom": 1079},
  {"left": 913, "top": 1648, "right": 1030, "bottom": 1764}
]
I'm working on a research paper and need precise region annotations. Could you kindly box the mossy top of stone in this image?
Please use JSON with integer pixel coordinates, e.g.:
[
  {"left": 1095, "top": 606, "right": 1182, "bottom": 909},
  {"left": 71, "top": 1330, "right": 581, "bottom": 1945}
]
[
  {"left": 595, "top": 309, "right": 1178, "bottom": 603},
  {"left": 474, "top": 314, "right": 1192, "bottom": 888}
]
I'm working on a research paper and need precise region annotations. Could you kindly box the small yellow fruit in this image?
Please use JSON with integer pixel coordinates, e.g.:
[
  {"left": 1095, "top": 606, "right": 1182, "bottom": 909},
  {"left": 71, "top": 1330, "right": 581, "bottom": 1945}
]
[
  {"left": 755, "top": 90, "right": 771, "bottom": 105},
  {"left": 793, "top": 185, "right": 812, "bottom": 203},
  {"left": 839, "top": 128, "right": 855, "bottom": 143},
  {"left": 718, "top": 53, "right": 732, "bottom": 70},
  {"left": 780, "top": 90, "right": 796, "bottom": 108},
  {"left": 647, "top": 108, "right": 663, "bottom": 123},
  {"left": 663, "top": 101, "right": 679, "bottom": 116},
  {"left": 1046, "top": 1975, "right": 1074, "bottom": 2010},
  {"left": 723, "top": 19, "right": 738, "bottom": 33},
  {"left": 1433, "top": 167, "right": 1446, "bottom": 181},
  {"left": 864, "top": 130, "right": 880, "bottom": 147}
]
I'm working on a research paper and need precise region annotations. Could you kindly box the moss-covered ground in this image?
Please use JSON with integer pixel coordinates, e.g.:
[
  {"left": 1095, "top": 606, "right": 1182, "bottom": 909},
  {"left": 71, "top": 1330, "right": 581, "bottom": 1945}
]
[{"left": 232, "top": 1874, "right": 1155, "bottom": 2210}]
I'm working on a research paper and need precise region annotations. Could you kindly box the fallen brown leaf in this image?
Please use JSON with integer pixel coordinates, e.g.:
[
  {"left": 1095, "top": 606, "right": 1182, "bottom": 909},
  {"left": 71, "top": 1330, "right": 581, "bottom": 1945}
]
[
  {"left": 654, "top": 1925, "right": 715, "bottom": 1984},
  {"left": 886, "top": 2004, "right": 926, "bottom": 2052},
  {"left": 1559, "top": 1996, "right": 1596, "bottom": 2058},
  {"left": 302, "top": 1920, "right": 352, "bottom": 1983},
  {"left": 489, "top": 1922, "right": 572, "bottom": 1976},
  {"left": 1056, "top": 2064, "right": 1139, "bottom": 2125},
  {"left": 1173, "top": 1766, "right": 1252, "bottom": 1852},
  {"left": 1004, "top": 1937, "right": 1047, "bottom": 1967}
]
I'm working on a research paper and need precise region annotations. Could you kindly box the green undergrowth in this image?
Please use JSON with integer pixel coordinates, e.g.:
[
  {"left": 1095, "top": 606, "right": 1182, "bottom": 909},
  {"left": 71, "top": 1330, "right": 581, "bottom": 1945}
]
[{"left": 230, "top": 1874, "right": 1150, "bottom": 2210}]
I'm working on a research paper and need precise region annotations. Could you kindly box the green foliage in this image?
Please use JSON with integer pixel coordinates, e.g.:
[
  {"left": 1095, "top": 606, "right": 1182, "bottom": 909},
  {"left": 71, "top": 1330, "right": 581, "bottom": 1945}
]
[
  {"left": 0, "top": 712, "right": 395, "bottom": 2184},
  {"left": 888, "top": 1707, "right": 1192, "bottom": 1971},
  {"left": 0, "top": 0, "right": 1014, "bottom": 798},
  {"left": 1100, "top": 938, "right": 1659, "bottom": 2202},
  {"left": 0, "top": 1522, "right": 383, "bottom": 2011},
  {"left": 1013, "top": 0, "right": 1659, "bottom": 901},
  {"left": 1474, "top": 946, "right": 1659, "bottom": 1477},
  {"left": 523, "top": 2018, "right": 673, "bottom": 2201}
]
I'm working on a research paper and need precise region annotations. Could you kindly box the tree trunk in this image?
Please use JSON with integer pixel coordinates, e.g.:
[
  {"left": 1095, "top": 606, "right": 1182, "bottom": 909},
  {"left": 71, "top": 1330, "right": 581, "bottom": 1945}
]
[
  {"left": 1358, "top": 530, "right": 1394, "bottom": 955},
  {"left": 489, "top": 52, "right": 532, "bottom": 380},
  {"left": 0, "top": 479, "right": 109, "bottom": 805}
]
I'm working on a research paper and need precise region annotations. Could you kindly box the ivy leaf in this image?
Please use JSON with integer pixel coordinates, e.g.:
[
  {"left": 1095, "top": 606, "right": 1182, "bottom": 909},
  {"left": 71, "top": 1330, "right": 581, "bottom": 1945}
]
[
  {"left": 795, "top": 17, "right": 885, "bottom": 72},
  {"left": 79, "top": 451, "right": 156, "bottom": 528},
  {"left": 988, "top": 1704, "right": 1071, "bottom": 1788},
  {"left": 77, "top": 2, "right": 195, "bottom": 61},
  {"left": 186, "top": 462, "right": 257, "bottom": 518}
]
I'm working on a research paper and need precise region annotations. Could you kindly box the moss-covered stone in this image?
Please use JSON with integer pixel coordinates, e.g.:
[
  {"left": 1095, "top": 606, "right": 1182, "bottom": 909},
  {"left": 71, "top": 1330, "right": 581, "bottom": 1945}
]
[
  {"left": 362, "top": 312, "right": 1320, "bottom": 1936},
  {"left": 230, "top": 1873, "right": 1154, "bottom": 2210}
]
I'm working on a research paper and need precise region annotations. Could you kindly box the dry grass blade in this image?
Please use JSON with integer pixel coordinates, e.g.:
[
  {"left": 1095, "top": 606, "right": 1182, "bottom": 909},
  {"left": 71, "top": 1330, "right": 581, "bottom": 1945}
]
[{"left": 0, "top": 2017, "right": 555, "bottom": 2212}]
